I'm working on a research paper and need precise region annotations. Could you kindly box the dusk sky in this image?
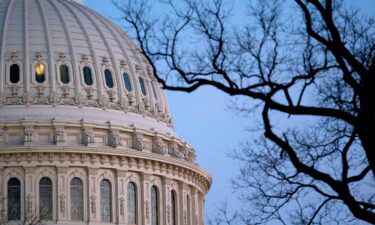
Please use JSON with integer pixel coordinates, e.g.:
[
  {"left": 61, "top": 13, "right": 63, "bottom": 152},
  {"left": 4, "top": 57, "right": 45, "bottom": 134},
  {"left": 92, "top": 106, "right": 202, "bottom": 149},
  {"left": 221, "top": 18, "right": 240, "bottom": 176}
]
[{"left": 84, "top": 0, "right": 374, "bottom": 223}]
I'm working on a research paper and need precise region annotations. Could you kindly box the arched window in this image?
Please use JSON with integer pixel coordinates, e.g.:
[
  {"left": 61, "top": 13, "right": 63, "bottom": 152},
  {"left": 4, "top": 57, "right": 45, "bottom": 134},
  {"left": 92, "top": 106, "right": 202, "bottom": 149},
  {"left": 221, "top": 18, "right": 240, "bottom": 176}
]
[
  {"left": 100, "top": 179, "right": 112, "bottom": 222},
  {"left": 123, "top": 73, "right": 132, "bottom": 92},
  {"left": 39, "top": 178, "right": 53, "bottom": 220},
  {"left": 127, "top": 182, "right": 137, "bottom": 224},
  {"left": 10, "top": 64, "right": 20, "bottom": 84},
  {"left": 60, "top": 65, "right": 70, "bottom": 84},
  {"left": 7, "top": 178, "right": 21, "bottom": 221},
  {"left": 83, "top": 66, "right": 93, "bottom": 86},
  {"left": 70, "top": 178, "right": 83, "bottom": 221},
  {"left": 171, "top": 190, "right": 177, "bottom": 225},
  {"left": 35, "top": 63, "right": 46, "bottom": 83},
  {"left": 139, "top": 77, "right": 147, "bottom": 96},
  {"left": 151, "top": 186, "right": 159, "bottom": 225},
  {"left": 151, "top": 83, "right": 158, "bottom": 100},
  {"left": 104, "top": 69, "right": 114, "bottom": 88}
]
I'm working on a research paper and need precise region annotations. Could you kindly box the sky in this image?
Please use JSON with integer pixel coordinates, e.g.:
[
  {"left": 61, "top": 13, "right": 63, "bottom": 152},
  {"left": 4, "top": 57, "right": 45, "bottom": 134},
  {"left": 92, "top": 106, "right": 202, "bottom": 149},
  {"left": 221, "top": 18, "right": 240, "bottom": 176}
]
[{"left": 83, "top": 0, "right": 375, "bottom": 223}]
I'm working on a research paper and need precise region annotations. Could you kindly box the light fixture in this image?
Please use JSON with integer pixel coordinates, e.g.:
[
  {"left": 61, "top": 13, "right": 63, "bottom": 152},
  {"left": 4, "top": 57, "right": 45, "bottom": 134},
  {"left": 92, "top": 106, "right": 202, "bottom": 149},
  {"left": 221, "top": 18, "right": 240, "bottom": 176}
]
[{"left": 35, "top": 63, "right": 45, "bottom": 76}]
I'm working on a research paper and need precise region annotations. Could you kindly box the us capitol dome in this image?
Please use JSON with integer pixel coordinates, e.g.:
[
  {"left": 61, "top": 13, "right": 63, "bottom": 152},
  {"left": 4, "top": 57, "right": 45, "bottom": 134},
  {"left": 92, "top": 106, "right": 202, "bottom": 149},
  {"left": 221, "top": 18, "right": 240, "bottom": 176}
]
[{"left": 0, "top": 0, "right": 211, "bottom": 224}]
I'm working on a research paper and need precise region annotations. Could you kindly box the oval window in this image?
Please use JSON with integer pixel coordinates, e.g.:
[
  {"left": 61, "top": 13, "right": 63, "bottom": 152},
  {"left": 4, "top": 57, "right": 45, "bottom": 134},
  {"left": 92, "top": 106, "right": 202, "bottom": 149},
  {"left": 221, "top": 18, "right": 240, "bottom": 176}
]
[
  {"left": 35, "top": 63, "right": 46, "bottom": 83},
  {"left": 151, "top": 83, "right": 158, "bottom": 100},
  {"left": 139, "top": 77, "right": 147, "bottom": 96},
  {"left": 123, "top": 73, "right": 132, "bottom": 92},
  {"left": 104, "top": 69, "right": 114, "bottom": 88},
  {"left": 60, "top": 65, "right": 70, "bottom": 84},
  {"left": 83, "top": 66, "right": 93, "bottom": 86},
  {"left": 10, "top": 64, "right": 20, "bottom": 84}
]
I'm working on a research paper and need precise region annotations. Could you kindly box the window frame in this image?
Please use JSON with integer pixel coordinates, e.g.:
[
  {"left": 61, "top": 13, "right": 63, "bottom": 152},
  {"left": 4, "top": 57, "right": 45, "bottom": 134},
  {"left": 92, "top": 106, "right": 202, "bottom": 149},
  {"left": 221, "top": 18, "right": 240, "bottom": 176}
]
[
  {"left": 7, "top": 177, "right": 22, "bottom": 221},
  {"left": 151, "top": 186, "right": 160, "bottom": 225},
  {"left": 79, "top": 64, "right": 96, "bottom": 88},
  {"left": 127, "top": 182, "right": 138, "bottom": 225},
  {"left": 56, "top": 61, "right": 73, "bottom": 87},
  {"left": 32, "top": 61, "right": 49, "bottom": 85},
  {"left": 100, "top": 179, "right": 112, "bottom": 222},
  {"left": 70, "top": 177, "right": 84, "bottom": 221},
  {"left": 38, "top": 177, "right": 53, "bottom": 221},
  {"left": 138, "top": 76, "right": 147, "bottom": 96},
  {"left": 122, "top": 72, "right": 133, "bottom": 93},
  {"left": 102, "top": 67, "right": 116, "bottom": 90}
]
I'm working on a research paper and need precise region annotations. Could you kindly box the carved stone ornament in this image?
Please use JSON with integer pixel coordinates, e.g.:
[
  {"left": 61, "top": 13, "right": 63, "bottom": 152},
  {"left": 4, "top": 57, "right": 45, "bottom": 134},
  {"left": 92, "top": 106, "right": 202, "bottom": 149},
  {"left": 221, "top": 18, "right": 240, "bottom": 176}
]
[
  {"left": 132, "top": 133, "right": 144, "bottom": 151},
  {"left": 0, "top": 128, "right": 4, "bottom": 144},
  {"left": 59, "top": 193, "right": 66, "bottom": 214},
  {"left": 54, "top": 128, "right": 66, "bottom": 144},
  {"left": 127, "top": 92, "right": 135, "bottom": 106},
  {"left": 90, "top": 195, "right": 96, "bottom": 214},
  {"left": 119, "top": 196, "right": 125, "bottom": 216},
  {"left": 169, "top": 142, "right": 184, "bottom": 159},
  {"left": 109, "top": 130, "right": 122, "bottom": 148},
  {"left": 167, "top": 205, "right": 171, "bottom": 224},
  {"left": 82, "top": 128, "right": 95, "bottom": 146},
  {"left": 152, "top": 137, "right": 166, "bottom": 155},
  {"left": 26, "top": 194, "right": 33, "bottom": 216},
  {"left": 183, "top": 210, "right": 187, "bottom": 225},
  {"left": 59, "top": 52, "right": 67, "bottom": 62},
  {"left": 145, "top": 200, "right": 150, "bottom": 222},
  {"left": 11, "top": 51, "right": 18, "bottom": 63},
  {"left": 24, "top": 127, "right": 34, "bottom": 144},
  {"left": 10, "top": 85, "right": 19, "bottom": 97}
]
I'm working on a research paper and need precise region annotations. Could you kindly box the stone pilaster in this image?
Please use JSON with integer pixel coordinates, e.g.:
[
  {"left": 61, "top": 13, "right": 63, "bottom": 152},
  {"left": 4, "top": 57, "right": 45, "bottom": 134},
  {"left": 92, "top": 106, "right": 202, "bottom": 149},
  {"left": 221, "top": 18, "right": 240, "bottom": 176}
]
[
  {"left": 87, "top": 168, "right": 98, "bottom": 223},
  {"left": 56, "top": 167, "right": 68, "bottom": 222},
  {"left": 116, "top": 170, "right": 127, "bottom": 225},
  {"left": 24, "top": 166, "right": 36, "bottom": 221},
  {"left": 142, "top": 174, "right": 151, "bottom": 225}
]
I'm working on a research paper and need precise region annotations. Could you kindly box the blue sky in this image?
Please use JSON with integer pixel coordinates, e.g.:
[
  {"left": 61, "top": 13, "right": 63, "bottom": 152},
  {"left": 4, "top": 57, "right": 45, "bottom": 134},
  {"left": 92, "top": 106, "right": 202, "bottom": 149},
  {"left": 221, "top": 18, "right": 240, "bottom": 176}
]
[{"left": 84, "top": 0, "right": 375, "bottom": 222}]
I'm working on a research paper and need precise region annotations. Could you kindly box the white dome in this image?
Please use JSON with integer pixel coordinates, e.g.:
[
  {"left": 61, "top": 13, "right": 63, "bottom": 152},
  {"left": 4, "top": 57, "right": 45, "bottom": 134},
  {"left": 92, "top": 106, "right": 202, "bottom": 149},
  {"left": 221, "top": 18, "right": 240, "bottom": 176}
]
[{"left": 0, "top": 0, "right": 173, "bottom": 129}]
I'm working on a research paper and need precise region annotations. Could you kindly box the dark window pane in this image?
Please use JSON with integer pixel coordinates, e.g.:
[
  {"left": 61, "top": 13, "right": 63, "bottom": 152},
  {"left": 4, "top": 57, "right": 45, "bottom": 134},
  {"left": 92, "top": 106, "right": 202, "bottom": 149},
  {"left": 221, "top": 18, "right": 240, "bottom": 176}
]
[
  {"left": 35, "top": 63, "right": 46, "bottom": 83},
  {"left": 8, "top": 178, "right": 21, "bottom": 220},
  {"left": 60, "top": 65, "right": 70, "bottom": 84},
  {"left": 10, "top": 64, "right": 20, "bottom": 84},
  {"left": 39, "top": 178, "right": 53, "bottom": 220},
  {"left": 100, "top": 180, "right": 112, "bottom": 222},
  {"left": 70, "top": 178, "right": 83, "bottom": 221},
  {"left": 104, "top": 69, "right": 114, "bottom": 88},
  {"left": 123, "top": 73, "right": 132, "bottom": 92},
  {"left": 83, "top": 66, "right": 93, "bottom": 86},
  {"left": 171, "top": 191, "right": 177, "bottom": 225},
  {"left": 151, "top": 83, "right": 158, "bottom": 100},
  {"left": 127, "top": 182, "right": 137, "bottom": 224},
  {"left": 151, "top": 186, "right": 159, "bottom": 225},
  {"left": 139, "top": 77, "right": 147, "bottom": 96}
]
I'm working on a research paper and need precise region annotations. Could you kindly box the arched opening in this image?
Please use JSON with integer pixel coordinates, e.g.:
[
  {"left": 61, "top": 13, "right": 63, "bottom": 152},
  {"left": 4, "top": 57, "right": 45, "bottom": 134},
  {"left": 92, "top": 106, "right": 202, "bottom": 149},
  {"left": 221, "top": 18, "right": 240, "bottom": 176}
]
[
  {"left": 60, "top": 65, "right": 70, "bottom": 84},
  {"left": 151, "top": 186, "right": 159, "bottom": 225},
  {"left": 104, "top": 69, "right": 114, "bottom": 88},
  {"left": 139, "top": 77, "right": 147, "bottom": 96},
  {"left": 171, "top": 190, "right": 177, "bottom": 225},
  {"left": 35, "top": 63, "right": 46, "bottom": 83},
  {"left": 100, "top": 179, "right": 112, "bottom": 222},
  {"left": 39, "top": 177, "right": 53, "bottom": 220},
  {"left": 83, "top": 66, "right": 93, "bottom": 86},
  {"left": 127, "top": 182, "right": 137, "bottom": 224},
  {"left": 123, "top": 73, "right": 132, "bottom": 92},
  {"left": 7, "top": 178, "right": 21, "bottom": 220},
  {"left": 10, "top": 64, "right": 20, "bottom": 84},
  {"left": 70, "top": 178, "right": 84, "bottom": 221}
]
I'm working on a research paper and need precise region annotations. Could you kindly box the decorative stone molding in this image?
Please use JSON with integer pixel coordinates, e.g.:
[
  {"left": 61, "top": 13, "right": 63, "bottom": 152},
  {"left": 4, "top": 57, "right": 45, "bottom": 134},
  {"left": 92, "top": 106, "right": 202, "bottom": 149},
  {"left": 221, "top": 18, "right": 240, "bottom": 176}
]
[
  {"left": 24, "top": 127, "right": 34, "bottom": 145},
  {"left": 132, "top": 132, "right": 144, "bottom": 151},
  {"left": 152, "top": 135, "right": 166, "bottom": 155},
  {"left": 82, "top": 128, "right": 95, "bottom": 146},
  {"left": 109, "top": 130, "right": 122, "bottom": 148},
  {"left": 54, "top": 127, "right": 66, "bottom": 145}
]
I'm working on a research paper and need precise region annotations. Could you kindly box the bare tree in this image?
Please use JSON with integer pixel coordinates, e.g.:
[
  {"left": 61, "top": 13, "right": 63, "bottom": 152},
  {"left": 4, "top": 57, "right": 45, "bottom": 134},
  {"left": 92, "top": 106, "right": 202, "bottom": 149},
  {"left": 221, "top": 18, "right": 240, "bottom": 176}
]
[
  {"left": 0, "top": 197, "right": 45, "bottom": 225},
  {"left": 113, "top": 0, "right": 375, "bottom": 224}
]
